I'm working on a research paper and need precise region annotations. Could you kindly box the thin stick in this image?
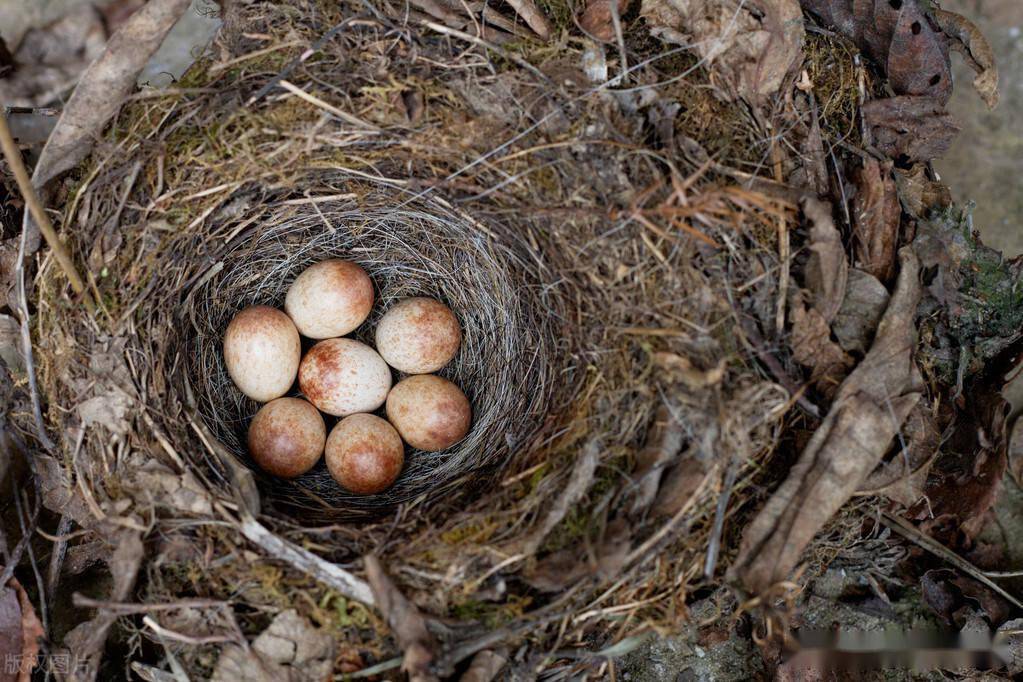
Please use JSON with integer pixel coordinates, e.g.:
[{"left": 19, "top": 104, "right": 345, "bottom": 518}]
[
  {"left": 0, "top": 112, "right": 89, "bottom": 300},
  {"left": 880, "top": 511, "right": 1023, "bottom": 610}
]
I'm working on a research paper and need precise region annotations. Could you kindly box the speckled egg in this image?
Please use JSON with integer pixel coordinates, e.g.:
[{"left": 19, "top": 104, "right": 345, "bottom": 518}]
[
  {"left": 375, "top": 297, "right": 462, "bottom": 374},
  {"left": 285, "top": 259, "right": 374, "bottom": 339},
  {"left": 299, "top": 338, "right": 392, "bottom": 416},
  {"left": 223, "top": 305, "right": 301, "bottom": 402},
  {"left": 247, "top": 397, "right": 326, "bottom": 478},
  {"left": 325, "top": 414, "right": 405, "bottom": 494},
  {"left": 385, "top": 374, "right": 471, "bottom": 452}
]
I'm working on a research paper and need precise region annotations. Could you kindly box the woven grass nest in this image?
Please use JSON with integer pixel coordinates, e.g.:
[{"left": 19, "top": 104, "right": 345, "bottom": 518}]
[
  {"left": 185, "top": 181, "right": 564, "bottom": 517},
  {"left": 21, "top": 0, "right": 841, "bottom": 675}
]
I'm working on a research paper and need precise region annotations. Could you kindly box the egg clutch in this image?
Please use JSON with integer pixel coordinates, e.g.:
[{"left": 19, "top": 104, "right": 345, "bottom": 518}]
[{"left": 221, "top": 259, "right": 471, "bottom": 496}]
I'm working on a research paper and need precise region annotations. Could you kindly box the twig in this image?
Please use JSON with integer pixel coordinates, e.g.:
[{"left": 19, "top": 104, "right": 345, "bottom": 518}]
[
  {"left": 880, "top": 511, "right": 1023, "bottom": 610},
  {"left": 704, "top": 459, "right": 738, "bottom": 578},
  {"left": 231, "top": 505, "right": 375, "bottom": 605},
  {"left": 609, "top": 0, "right": 628, "bottom": 84},
  {"left": 0, "top": 112, "right": 91, "bottom": 302},
  {"left": 46, "top": 514, "right": 73, "bottom": 609},
  {"left": 73, "top": 595, "right": 230, "bottom": 614},
  {"left": 142, "top": 615, "right": 237, "bottom": 646},
  {"left": 420, "top": 20, "right": 551, "bottom": 84},
  {"left": 277, "top": 80, "right": 380, "bottom": 131}
]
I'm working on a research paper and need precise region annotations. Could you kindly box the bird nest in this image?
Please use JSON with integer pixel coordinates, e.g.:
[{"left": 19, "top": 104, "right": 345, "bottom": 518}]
[
  {"left": 184, "top": 181, "right": 564, "bottom": 518},
  {"left": 22, "top": 0, "right": 818, "bottom": 674}
]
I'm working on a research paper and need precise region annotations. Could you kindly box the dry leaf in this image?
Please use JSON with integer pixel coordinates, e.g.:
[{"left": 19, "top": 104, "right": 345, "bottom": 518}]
[
  {"left": 629, "top": 404, "right": 685, "bottom": 515},
  {"left": 0, "top": 579, "right": 44, "bottom": 682},
  {"left": 832, "top": 269, "right": 889, "bottom": 354},
  {"left": 851, "top": 158, "right": 900, "bottom": 284},
  {"left": 653, "top": 352, "right": 726, "bottom": 390},
  {"left": 579, "top": 0, "right": 630, "bottom": 43},
  {"left": 729, "top": 246, "right": 923, "bottom": 594},
  {"left": 857, "top": 401, "right": 941, "bottom": 508},
  {"left": 523, "top": 518, "right": 631, "bottom": 592},
  {"left": 862, "top": 95, "right": 960, "bottom": 163},
  {"left": 60, "top": 530, "right": 144, "bottom": 682},
  {"left": 24, "top": 0, "right": 192, "bottom": 249},
  {"left": 641, "top": 0, "right": 805, "bottom": 99},
  {"left": 802, "top": 197, "right": 848, "bottom": 321},
  {"left": 932, "top": 8, "right": 998, "bottom": 109},
  {"left": 790, "top": 302, "right": 853, "bottom": 390},
  {"left": 213, "top": 610, "right": 336, "bottom": 682},
  {"left": 885, "top": 0, "right": 952, "bottom": 103},
  {"left": 365, "top": 555, "right": 438, "bottom": 682},
  {"left": 893, "top": 163, "right": 952, "bottom": 218},
  {"left": 460, "top": 649, "right": 508, "bottom": 682},
  {"left": 517, "top": 438, "right": 600, "bottom": 555}
]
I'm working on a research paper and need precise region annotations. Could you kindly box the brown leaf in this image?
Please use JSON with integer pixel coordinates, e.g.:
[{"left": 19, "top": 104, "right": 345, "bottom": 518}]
[
  {"left": 30, "top": 0, "right": 191, "bottom": 189},
  {"left": 641, "top": 0, "right": 805, "bottom": 99},
  {"left": 851, "top": 158, "right": 900, "bottom": 284},
  {"left": 910, "top": 389, "right": 1008, "bottom": 540},
  {"left": 365, "top": 555, "right": 439, "bottom": 682},
  {"left": 802, "top": 197, "right": 848, "bottom": 321},
  {"left": 922, "top": 569, "right": 1011, "bottom": 627},
  {"left": 0, "top": 579, "right": 44, "bottom": 682},
  {"left": 653, "top": 352, "right": 726, "bottom": 390},
  {"left": 729, "top": 246, "right": 923, "bottom": 594},
  {"left": 832, "top": 269, "right": 889, "bottom": 354},
  {"left": 60, "top": 530, "right": 144, "bottom": 681},
  {"left": 932, "top": 8, "right": 999, "bottom": 109},
  {"left": 790, "top": 302, "right": 853, "bottom": 391},
  {"left": 885, "top": 0, "right": 952, "bottom": 104},
  {"left": 516, "top": 438, "right": 600, "bottom": 555},
  {"left": 460, "top": 649, "right": 508, "bottom": 682},
  {"left": 629, "top": 404, "right": 685, "bottom": 515},
  {"left": 893, "top": 163, "right": 952, "bottom": 218},
  {"left": 523, "top": 518, "right": 631, "bottom": 592},
  {"left": 212, "top": 610, "right": 336, "bottom": 682},
  {"left": 862, "top": 95, "right": 960, "bottom": 163},
  {"left": 800, "top": 0, "right": 859, "bottom": 44},
  {"left": 857, "top": 401, "right": 941, "bottom": 508},
  {"left": 579, "top": 0, "right": 630, "bottom": 43},
  {"left": 1009, "top": 416, "right": 1023, "bottom": 486}
]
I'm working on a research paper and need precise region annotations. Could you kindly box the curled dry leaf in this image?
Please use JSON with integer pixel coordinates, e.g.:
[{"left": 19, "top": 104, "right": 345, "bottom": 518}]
[
  {"left": 729, "top": 246, "right": 923, "bottom": 595},
  {"left": 579, "top": 0, "right": 630, "bottom": 43},
  {"left": 212, "top": 610, "right": 336, "bottom": 682},
  {"left": 641, "top": 0, "right": 805, "bottom": 99},
  {"left": 629, "top": 404, "right": 685, "bottom": 515},
  {"left": 862, "top": 96, "right": 960, "bottom": 163},
  {"left": 460, "top": 649, "right": 509, "bottom": 682},
  {"left": 932, "top": 8, "right": 999, "bottom": 109},
  {"left": 922, "top": 568, "right": 1010, "bottom": 628},
  {"left": 365, "top": 555, "right": 439, "bottom": 682},
  {"left": 653, "top": 351, "right": 726, "bottom": 390},
  {"left": 802, "top": 197, "right": 848, "bottom": 322},
  {"left": 851, "top": 158, "right": 900, "bottom": 284}
]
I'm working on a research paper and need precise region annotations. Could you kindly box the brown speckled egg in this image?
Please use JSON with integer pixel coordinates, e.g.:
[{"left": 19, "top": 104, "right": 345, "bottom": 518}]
[
  {"left": 385, "top": 375, "right": 471, "bottom": 452},
  {"left": 325, "top": 414, "right": 404, "bottom": 494},
  {"left": 299, "top": 338, "right": 392, "bottom": 416},
  {"left": 375, "top": 297, "right": 462, "bottom": 374},
  {"left": 285, "top": 259, "right": 374, "bottom": 339},
  {"left": 247, "top": 397, "right": 325, "bottom": 478},
  {"left": 223, "top": 305, "right": 301, "bottom": 402}
]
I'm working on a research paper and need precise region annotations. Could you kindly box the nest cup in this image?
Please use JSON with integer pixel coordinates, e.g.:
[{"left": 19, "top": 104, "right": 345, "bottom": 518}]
[{"left": 181, "top": 180, "right": 563, "bottom": 520}]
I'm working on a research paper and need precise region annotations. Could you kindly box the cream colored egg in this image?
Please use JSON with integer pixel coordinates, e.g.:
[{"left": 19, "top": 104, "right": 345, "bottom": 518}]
[
  {"left": 223, "top": 305, "right": 301, "bottom": 402},
  {"left": 326, "top": 414, "right": 405, "bottom": 495},
  {"left": 247, "top": 397, "right": 326, "bottom": 478},
  {"left": 285, "top": 259, "right": 374, "bottom": 339},
  {"left": 375, "top": 297, "right": 462, "bottom": 374},
  {"left": 299, "top": 338, "right": 392, "bottom": 416},
  {"left": 385, "top": 375, "right": 471, "bottom": 452}
]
